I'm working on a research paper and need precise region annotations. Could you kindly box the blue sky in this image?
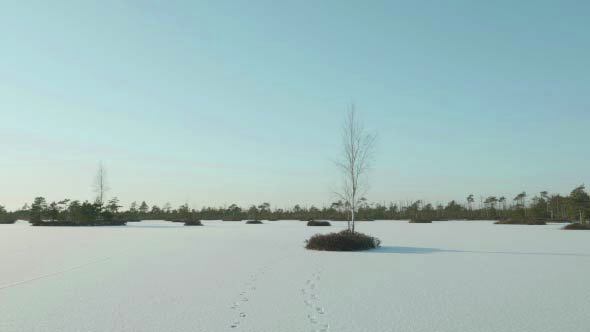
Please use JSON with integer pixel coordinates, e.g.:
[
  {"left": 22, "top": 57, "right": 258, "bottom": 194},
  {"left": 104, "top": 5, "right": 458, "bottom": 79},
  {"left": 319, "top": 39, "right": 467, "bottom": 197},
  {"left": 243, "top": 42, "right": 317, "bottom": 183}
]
[{"left": 1, "top": 0, "right": 589, "bottom": 210}]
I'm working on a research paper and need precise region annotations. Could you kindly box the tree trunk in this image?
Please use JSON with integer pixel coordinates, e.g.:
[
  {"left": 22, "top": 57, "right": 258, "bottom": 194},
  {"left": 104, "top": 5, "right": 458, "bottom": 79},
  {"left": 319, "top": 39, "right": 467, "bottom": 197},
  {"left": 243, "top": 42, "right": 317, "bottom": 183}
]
[{"left": 347, "top": 211, "right": 351, "bottom": 231}]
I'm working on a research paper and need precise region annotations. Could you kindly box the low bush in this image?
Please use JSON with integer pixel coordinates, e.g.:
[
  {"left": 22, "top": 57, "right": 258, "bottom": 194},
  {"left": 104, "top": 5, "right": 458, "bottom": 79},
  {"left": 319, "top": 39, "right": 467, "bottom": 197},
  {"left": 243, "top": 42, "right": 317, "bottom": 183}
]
[
  {"left": 246, "top": 220, "right": 263, "bottom": 224},
  {"left": 0, "top": 218, "right": 17, "bottom": 224},
  {"left": 307, "top": 220, "right": 331, "bottom": 226},
  {"left": 409, "top": 218, "right": 433, "bottom": 223},
  {"left": 494, "top": 218, "right": 546, "bottom": 225},
  {"left": 0, "top": 209, "right": 16, "bottom": 224},
  {"left": 306, "top": 230, "right": 380, "bottom": 251},
  {"left": 184, "top": 219, "right": 203, "bottom": 226},
  {"left": 563, "top": 223, "right": 590, "bottom": 230}
]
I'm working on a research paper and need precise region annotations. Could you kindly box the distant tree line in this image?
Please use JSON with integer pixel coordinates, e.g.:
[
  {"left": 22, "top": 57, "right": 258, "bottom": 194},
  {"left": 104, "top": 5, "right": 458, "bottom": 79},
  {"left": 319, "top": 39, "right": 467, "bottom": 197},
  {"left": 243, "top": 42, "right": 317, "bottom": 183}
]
[
  {"left": 2, "top": 184, "right": 589, "bottom": 225},
  {"left": 6, "top": 197, "right": 125, "bottom": 226},
  {"left": 0, "top": 204, "right": 17, "bottom": 224}
]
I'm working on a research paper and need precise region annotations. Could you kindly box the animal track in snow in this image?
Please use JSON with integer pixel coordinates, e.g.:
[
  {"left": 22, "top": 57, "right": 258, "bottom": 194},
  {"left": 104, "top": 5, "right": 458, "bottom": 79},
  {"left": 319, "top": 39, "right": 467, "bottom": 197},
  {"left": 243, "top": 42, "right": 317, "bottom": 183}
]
[
  {"left": 226, "top": 258, "right": 282, "bottom": 329},
  {"left": 308, "top": 313, "right": 318, "bottom": 324},
  {"left": 302, "top": 270, "right": 329, "bottom": 331},
  {"left": 315, "top": 324, "right": 330, "bottom": 332},
  {"left": 229, "top": 276, "right": 256, "bottom": 328}
]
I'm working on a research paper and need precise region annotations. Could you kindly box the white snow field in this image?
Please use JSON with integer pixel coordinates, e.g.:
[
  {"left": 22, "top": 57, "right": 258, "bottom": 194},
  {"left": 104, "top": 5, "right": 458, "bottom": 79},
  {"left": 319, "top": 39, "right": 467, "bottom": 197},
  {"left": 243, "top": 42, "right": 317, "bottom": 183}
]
[{"left": 1, "top": 220, "right": 589, "bottom": 332}]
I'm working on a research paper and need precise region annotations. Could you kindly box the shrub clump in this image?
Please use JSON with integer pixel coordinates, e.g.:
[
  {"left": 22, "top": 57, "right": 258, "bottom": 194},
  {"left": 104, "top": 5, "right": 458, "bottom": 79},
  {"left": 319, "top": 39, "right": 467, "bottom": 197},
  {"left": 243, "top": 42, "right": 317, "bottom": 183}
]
[
  {"left": 306, "top": 230, "right": 380, "bottom": 251},
  {"left": 494, "top": 218, "right": 546, "bottom": 225},
  {"left": 0, "top": 218, "right": 17, "bottom": 224},
  {"left": 409, "top": 218, "right": 433, "bottom": 224},
  {"left": 184, "top": 219, "right": 203, "bottom": 226},
  {"left": 307, "top": 220, "right": 331, "bottom": 226},
  {"left": 246, "top": 220, "right": 263, "bottom": 224},
  {"left": 0, "top": 206, "right": 15, "bottom": 224},
  {"left": 563, "top": 223, "right": 590, "bottom": 230}
]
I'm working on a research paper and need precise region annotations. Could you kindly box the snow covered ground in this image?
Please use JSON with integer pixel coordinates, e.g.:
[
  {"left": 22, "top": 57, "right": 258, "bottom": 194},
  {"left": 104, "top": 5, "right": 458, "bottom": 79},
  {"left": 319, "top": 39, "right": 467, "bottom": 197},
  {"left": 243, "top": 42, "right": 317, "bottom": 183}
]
[{"left": 0, "top": 220, "right": 589, "bottom": 332}]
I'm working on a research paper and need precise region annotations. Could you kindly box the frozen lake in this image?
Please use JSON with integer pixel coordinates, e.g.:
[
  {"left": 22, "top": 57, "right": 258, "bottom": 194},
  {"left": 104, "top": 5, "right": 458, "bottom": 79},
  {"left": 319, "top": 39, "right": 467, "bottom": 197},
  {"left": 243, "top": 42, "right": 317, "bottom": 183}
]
[{"left": 1, "top": 220, "right": 589, "bottom": 332}]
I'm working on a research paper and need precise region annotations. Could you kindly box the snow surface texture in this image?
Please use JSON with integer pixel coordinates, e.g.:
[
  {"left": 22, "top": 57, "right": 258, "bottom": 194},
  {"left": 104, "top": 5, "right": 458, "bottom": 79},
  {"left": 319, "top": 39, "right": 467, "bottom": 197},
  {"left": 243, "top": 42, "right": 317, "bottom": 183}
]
[{"left": 0, "top": 220, "right": 589, "bottom": 332}]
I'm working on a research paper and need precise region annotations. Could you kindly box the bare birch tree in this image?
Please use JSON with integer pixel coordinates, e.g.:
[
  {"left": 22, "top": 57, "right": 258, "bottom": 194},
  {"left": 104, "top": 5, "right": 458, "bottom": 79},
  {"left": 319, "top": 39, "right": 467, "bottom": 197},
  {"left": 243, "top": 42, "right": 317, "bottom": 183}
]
[
  {"left": 335, "top": 105, "right": 376, "bottom": 233},
  {"left": 93, "top": 162, "right": 110, "bottom": 205}
]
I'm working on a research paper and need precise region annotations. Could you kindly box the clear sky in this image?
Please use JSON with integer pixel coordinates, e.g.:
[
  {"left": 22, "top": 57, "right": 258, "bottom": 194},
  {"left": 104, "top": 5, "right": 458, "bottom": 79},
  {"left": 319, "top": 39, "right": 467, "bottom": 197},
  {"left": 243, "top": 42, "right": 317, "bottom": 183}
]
[{"left": 1, "top": 1, "right": 589, "bottom": 210}]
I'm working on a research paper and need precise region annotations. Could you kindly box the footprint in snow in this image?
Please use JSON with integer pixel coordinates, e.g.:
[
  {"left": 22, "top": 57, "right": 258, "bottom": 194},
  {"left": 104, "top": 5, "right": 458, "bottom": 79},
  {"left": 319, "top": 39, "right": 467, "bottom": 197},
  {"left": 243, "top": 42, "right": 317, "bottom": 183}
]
[
  {"left": 302, "top": 270, "right": 329, "bottom": 331},
  {"left": 226, "top": 258, "right": 282, "bottom": 330},
  {"left": 308, "top": 314, "right": 318, "bottom": 324},
  {"left": 228, "top": 267, "right": 265, "bottom": 329},
  {"left": 315, "top": 324, "right": 330, "bottom": 332}
]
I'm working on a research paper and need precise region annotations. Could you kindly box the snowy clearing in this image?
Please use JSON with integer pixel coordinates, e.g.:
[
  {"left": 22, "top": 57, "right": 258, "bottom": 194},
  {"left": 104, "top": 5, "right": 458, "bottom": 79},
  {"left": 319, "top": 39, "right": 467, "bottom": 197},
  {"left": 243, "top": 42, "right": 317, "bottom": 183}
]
[{"left": 1, "top": 220, "right": 589, "bottom": 332}]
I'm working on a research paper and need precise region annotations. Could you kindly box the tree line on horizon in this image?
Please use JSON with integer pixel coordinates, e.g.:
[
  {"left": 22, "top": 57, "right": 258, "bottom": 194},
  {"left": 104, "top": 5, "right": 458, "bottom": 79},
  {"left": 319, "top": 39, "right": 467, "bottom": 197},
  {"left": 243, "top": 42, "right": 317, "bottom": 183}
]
[
  {"left": 1, "top": 110, "right": 588, "bottom": 227},
  {"left": 2, "top": 184, "right": 589, "bottom": 225}
]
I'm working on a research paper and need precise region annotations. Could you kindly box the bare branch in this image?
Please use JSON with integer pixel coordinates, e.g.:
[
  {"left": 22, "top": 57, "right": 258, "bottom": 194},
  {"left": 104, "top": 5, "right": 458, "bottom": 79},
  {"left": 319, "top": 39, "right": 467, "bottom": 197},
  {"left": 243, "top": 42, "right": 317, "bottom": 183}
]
[
  {"left": 93, "top": 162, "right": 110, "bottom": 205},
  {"left": 334, "top": 104, "right": 376, "bottom": 232}
]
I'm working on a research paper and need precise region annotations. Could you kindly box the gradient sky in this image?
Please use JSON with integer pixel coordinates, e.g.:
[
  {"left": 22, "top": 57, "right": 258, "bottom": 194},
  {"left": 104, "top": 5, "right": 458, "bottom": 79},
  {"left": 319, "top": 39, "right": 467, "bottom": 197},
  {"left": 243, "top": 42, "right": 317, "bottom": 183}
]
[{"left": 1, "top": 1, "right": 589, "bottom": 210}]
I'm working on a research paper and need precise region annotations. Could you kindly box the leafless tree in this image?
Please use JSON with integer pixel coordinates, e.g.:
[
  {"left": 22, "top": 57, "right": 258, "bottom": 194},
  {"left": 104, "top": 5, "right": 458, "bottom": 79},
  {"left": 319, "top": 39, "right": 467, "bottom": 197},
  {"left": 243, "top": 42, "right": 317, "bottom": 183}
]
[
  {"left": 93, "top": 162, "right": 110, "bottom": 205},
  {"left": 335, "top": 105, "right": 376, "bottom": 233}
]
